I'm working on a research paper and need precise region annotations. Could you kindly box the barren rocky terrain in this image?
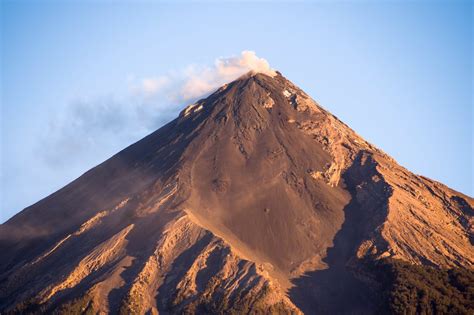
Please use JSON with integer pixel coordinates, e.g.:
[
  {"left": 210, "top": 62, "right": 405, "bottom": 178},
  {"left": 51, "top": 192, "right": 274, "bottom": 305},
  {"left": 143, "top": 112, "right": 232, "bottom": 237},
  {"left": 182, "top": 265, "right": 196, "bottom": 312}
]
[{"left": 1, "top": 72, "right": 472, "bottom": 314}]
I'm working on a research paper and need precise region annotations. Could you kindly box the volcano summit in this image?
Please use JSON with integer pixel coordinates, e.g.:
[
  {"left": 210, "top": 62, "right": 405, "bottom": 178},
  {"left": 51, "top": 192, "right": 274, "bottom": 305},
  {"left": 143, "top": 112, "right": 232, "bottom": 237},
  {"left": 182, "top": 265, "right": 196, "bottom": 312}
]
[{"left": 1, "top": 72, "right": 473, "bottom": 314}]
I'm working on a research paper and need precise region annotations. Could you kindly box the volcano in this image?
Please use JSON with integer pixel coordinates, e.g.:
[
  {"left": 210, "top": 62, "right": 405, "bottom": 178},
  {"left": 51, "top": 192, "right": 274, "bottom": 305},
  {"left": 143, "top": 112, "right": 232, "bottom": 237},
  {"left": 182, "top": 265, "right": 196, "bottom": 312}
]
[{"left": 1, "top": 71, "right": 473, "bottom": 314}]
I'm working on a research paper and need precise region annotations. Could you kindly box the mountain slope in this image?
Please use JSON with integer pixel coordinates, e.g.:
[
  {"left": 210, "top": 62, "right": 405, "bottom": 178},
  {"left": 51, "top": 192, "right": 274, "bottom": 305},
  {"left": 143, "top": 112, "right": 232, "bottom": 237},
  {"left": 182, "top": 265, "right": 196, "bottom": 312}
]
[{"left": 1, "top": 71, "right": 472, "bottom": 314}]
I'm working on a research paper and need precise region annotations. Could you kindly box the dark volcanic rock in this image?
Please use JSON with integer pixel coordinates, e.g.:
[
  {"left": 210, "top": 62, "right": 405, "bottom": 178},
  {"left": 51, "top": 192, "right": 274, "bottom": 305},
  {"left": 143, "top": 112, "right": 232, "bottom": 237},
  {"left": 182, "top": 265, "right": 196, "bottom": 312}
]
[{"left": 1, "top": 71, "right": 473, "bottom": 314}]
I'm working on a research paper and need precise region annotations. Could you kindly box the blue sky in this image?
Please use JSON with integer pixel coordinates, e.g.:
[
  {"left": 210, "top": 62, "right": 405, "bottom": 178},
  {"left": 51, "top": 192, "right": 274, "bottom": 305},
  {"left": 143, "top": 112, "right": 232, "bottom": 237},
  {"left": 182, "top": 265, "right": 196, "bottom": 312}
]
[{"left": 1, "top": 0, "right": 472, "bottom": 223}]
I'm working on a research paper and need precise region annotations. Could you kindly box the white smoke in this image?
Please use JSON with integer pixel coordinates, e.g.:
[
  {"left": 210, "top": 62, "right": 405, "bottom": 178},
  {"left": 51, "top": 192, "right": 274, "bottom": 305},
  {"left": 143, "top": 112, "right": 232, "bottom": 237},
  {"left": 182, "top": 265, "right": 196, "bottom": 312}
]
[
  {"left": 140, "top": 76, "right": 169, "bottom": 96},
  {"left": 41, "top": 51, "right": 275, "bottom": 169},
  {"left": 181, "top": 51, "right": 275, "bottom": 99},
  {"left": 135, "top": 50, "right": 276, "bottom": 100},
  {"left": 1, "top": 51, "right": 276, "bottom": 222}
]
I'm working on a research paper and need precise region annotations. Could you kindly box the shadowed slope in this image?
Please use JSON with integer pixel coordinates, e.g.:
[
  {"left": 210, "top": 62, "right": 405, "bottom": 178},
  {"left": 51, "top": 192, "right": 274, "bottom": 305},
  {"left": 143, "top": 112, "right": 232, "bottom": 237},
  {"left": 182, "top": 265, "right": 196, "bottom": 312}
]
[{"left": 289, "top": 152, "right": 390, "bottom": 314}]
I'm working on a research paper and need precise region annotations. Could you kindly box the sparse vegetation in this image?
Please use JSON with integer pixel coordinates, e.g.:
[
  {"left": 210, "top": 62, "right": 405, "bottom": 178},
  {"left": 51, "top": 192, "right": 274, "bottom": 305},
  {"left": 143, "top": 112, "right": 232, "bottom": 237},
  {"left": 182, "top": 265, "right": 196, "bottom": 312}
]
[
  {"left": 5, "top": 298, "right": 43, "bottom": 315},
  {"left": 166, "top": 276, "right": 296, "bottom": 315},
  {"left": 53, "top": 296, "right": 96, "bottom": 315},
  {"left": 366, "top": 259, "right": 474, "bottom": 315}
]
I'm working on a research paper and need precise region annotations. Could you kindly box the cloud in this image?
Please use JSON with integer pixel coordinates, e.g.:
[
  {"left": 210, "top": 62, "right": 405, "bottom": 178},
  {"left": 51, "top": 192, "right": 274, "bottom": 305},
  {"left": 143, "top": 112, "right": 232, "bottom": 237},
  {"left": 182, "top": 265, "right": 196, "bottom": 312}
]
[
  {"left": 216, "top": 50, "right": 276, "bottom": 78},
  {"left": 39, "top": 51, "right": 274, "bottom": 169},
  {"left": 140, "top": 76, "right": 169, "bottom": 95},
  {"left": 179, "top": 50, "right": 276, "bottom": 100},
  {"left": 133, "top": 50, "right": 276, "bottom": 101}
]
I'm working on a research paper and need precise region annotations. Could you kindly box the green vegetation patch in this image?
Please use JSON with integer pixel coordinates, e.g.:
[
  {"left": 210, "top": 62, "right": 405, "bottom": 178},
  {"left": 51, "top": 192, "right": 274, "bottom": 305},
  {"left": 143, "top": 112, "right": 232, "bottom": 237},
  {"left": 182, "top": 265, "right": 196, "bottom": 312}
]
[{"left": 366, "top": 259, "right": 474, "bottom": 315}]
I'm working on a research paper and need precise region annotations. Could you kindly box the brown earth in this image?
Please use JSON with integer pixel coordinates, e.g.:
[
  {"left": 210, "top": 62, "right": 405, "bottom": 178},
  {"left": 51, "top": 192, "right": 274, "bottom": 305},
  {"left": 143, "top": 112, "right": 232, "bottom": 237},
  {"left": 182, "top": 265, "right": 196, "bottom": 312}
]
[{"left": 0, "top": 72, "right": 472, "bottom": 314}]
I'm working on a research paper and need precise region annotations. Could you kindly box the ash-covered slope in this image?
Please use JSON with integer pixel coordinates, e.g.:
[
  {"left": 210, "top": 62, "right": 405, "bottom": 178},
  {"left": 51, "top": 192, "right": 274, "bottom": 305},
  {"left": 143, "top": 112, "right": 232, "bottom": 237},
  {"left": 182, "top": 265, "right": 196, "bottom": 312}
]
[{"left": 1, "top": 72, "right": 473, "bottom": 314}]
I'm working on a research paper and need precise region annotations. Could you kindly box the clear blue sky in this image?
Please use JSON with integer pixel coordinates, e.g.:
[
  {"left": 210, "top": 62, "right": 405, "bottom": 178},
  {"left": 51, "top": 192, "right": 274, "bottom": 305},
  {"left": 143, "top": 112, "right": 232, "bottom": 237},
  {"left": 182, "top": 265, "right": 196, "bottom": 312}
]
[{"left": 1, "top": 1, "right": 472, "bottom": 223}]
